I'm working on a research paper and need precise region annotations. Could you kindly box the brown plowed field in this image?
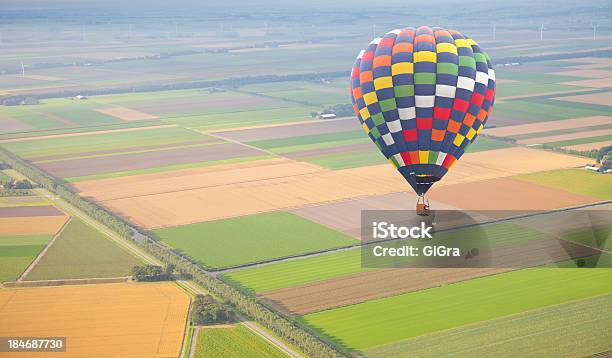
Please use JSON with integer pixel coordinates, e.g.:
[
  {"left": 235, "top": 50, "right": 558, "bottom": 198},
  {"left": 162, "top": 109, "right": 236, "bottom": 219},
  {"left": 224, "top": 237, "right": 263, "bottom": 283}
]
[
  {"left": 0, "top": 216, "right": 68, "bottom": 236},
  {"left": 291, "top": 192, "right": 458, "bottom": 237},
  {"left": 260, "top": 238, "right": 598, "bottom": 315},
  {"left": 560, "top": 78, "right": 612, "bottom": 88},
  {"left": 555, "top": 92, "right": 612, "bottom": 106},
  {"left": 0, "top": 116, "right": 32, "bottom": 133},
  {"left": 550, "top": 69, "right": 612, "bottom": 79},
  {"left": 78, "top": 147, "right": 591, "bottom": 228},
  {"left": 95, "top": 107, "right": 158, "bottom": 121},
  {"left": 0, "top": 205, "right": 64, "bottom": 217},
  {"left": 0, "top": 282, "right": 189, "bottom": 357},
  {"left": 428, "top": 177, "right": 599, "bottom": 211},
  {"left": 39, "top": 142, "right": 264, "bottom": 178},
  {"left": 484, "top": 116, "right": 612, "bottom": 138},
  {"left": 134, "top": 95, "right": 274, "bottom": 114},
  {"left": 261, "top": 268, "right": 506, "bottom": 315}
]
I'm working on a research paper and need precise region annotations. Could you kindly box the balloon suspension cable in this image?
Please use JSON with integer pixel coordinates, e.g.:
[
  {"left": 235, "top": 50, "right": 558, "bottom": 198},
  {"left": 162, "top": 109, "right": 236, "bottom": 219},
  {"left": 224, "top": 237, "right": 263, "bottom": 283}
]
[{"left": 417, "top": 193, "right": 430, "bottom": 207}]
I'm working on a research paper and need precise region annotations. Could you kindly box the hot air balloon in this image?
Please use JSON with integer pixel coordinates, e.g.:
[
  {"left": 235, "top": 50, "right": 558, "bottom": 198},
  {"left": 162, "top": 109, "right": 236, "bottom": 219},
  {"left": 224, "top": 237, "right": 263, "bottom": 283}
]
[{"left": 350, "top": 26, "right": 496, "bottom": 215}]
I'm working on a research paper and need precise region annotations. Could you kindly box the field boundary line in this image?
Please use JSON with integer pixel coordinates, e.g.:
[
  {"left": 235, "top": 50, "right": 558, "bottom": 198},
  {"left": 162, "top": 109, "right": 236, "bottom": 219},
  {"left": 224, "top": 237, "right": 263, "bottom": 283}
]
[
  {"left": 203, "top": 130, "right": 282, "bottom": 158},
  {"left": 4, "top": 276, "right": 130, "bottom": 288},
  {"left": 17, "top": 216, "right": 72, "bottom": 282}
]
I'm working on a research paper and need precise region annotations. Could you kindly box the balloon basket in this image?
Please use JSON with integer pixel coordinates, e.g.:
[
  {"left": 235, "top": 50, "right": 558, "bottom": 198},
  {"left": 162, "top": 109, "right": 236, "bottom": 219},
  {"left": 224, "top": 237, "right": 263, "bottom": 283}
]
[{"left": 416, "top": 195, "right": 430, "bottom": 216}]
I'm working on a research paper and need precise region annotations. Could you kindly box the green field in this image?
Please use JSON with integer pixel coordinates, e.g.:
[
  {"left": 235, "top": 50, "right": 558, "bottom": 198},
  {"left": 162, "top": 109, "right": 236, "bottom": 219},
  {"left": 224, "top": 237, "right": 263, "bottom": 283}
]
[
  {"left": 495, "top": 82, "right": 584, "bottom": 98},
  {"left": 466, "top": 137, "right": 514, "bottom": 152},
  {"left": 542, "top": 134, "right": 612, "bottom": 147},
  {"left": 516, "top": 169, "right": 612, "bottom": 199},
  {"left": 240, "top": 80, "right": 347, "bottom": 106},
  {"left": 224, "top": 248, "right": 363, "bottom": 294},
  {"left": 300, "top": 268, "right": 612, "bottom": 351},
  {"left": 0, "top": 170, "right": 12, "bottom": 183},
  {"left": 156, "top": 211, "right": 358, "bottom": 269},
  {"left": 492, "top": 98, "right": 611, "bottom": 123},
  {"left": 559, "top": 226, "right": 612, "bottom": 252},
  {"left": 364, "top": 293, "right": 612, "bottom": 358},
  {"left": 1, "top": 126, "right": 212, "bottom": 158},
  {"left": 303, "top": 149, "right": 386, "bottom": 169},
  {"left": 25, "top": 219, "right": 142, "bottom": 280},
  {"left": 0, "top": 100, "right": 123, "bottom": 131},
  {"left": 194, "top": 326, "right": 286, "bottom": 358},
  {"left": 166, "top": 106, "right": 317, "bottom": 130},
  {"left": 0, "top": 234, "right": 51, "bottom": 282},
  {"left": 224, "top": 222, "right": 545, "bottom": 294},
  {"left": 247, "top": 130, "right": 365, "bottom": 152}
]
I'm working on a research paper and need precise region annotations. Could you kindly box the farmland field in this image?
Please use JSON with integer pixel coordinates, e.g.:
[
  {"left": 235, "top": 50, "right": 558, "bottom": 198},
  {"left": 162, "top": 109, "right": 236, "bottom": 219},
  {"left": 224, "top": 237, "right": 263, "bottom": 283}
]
[
  {"left": 155, "top": 211, "right": 357, "bottom": 268},
  {"left": 0, "top": 234, "right": 51, "bottom": 282},
  {"left": 25, "top": 218, "right": 143, "bottom": 280},
  {"left": 0, "top": 282, "right": 190, "bottom": 357},
  {"left": 516, "top": 169, "right": 612, "bottom": 199},
  {"left": 1, "top": 125, "right": 211, "bottom": 158},
  {"left": 223, "top": 248, "right": 363, "bottom": 294},
  {"left": 1, "top": 4, "right": 612, "bottom": 357},
  {"left": 194, "top": 326, "right": 286, "bottom": 358},
  {"left": 300, "top": 268, "right": 612, "bottom": 351},
  {"left": 364, "top": 293, "right": 612, "bottom": 358}
]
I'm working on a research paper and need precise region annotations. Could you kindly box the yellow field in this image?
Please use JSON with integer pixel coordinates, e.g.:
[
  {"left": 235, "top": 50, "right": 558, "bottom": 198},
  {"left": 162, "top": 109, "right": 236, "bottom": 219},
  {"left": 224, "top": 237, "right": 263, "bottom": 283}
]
[
  {"left": 0, "top": 216, "right": 68, "bottom": 235},
  {"left": 0, "top": 282, "right": 189, "bottom": 357}
]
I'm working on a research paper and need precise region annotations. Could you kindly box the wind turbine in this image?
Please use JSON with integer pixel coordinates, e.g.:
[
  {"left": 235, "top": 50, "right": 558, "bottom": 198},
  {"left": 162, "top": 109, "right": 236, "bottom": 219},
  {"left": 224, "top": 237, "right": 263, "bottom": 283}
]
[
  {"left": 540, "top": 24, "right": 544, "bottom": 41},
  {"left": 592, "top": 24, "right": 597, "bottom": 40},
  {"left": 21, "top": 62, "right": 25, "bottom": 77}
]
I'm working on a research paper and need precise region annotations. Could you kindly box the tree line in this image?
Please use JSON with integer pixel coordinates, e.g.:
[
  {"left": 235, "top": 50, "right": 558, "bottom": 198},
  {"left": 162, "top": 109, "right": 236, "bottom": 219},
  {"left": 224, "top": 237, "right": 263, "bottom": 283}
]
[{"left": 0, "top": 147, "right": 344, "bottom": 357}]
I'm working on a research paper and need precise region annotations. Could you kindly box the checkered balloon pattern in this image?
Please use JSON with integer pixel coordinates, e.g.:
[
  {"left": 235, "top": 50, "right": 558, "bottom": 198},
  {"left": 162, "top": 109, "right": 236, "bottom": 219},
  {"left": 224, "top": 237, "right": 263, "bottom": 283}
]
[{"left": 350, "top": 26, "right": 496, "bottom": 195}]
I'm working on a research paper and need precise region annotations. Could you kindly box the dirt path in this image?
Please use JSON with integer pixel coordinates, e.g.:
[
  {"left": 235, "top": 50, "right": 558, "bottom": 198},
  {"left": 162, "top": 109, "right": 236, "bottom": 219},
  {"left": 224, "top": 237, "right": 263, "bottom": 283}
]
[
  {"left": 188, "top": 327, "right": 199, "bottom": 358},
  {"left": 17, "top": 217, "right": 72, "bottom": 282}
]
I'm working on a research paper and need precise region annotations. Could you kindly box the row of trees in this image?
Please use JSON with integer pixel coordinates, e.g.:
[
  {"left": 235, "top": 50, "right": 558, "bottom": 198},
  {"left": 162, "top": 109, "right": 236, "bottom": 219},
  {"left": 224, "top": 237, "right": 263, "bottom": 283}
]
[
  {"left": 2, "top": 179, "right": 33, "bottom": 190},
  {"left": 0, "top": 71, "right": 347, "bottom": 104},
  {"left": 132, "top": 264, "right": 174, "bottom": 281},
  {"left": 0, "top": 148, "right": 344, "bottom": 357},
  {"left": 191, "top": 295, "right": 235, "bottom": 325}
]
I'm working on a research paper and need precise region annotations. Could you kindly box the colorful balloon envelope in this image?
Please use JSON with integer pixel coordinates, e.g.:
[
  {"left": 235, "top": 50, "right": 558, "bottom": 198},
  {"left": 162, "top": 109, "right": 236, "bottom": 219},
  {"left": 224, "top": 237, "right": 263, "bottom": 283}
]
[{"left": 350, "top": 26, "right": 496, "bottom": 196}]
